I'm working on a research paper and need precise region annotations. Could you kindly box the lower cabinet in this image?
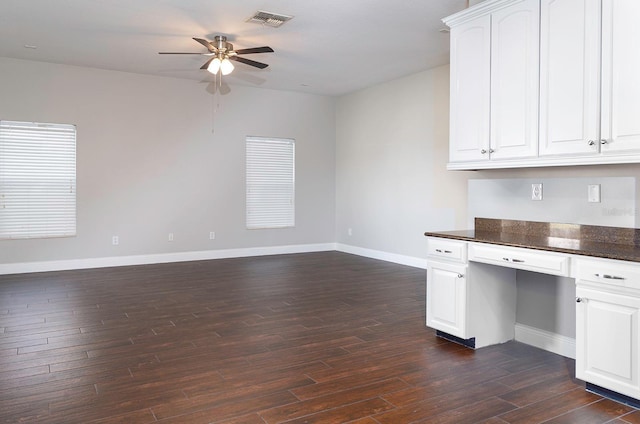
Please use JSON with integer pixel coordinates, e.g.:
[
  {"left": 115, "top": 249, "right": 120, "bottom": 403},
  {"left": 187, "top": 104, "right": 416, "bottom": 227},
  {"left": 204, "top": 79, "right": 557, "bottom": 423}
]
[
  {"left": 576, "top": 258, "right": 640, "bottom": 400},
  {"left": 426, "top": 260, "right": 467, "bottom": 339},
  {"left": 426, "top": 260, "right": 517, "bottom": 348},
  {"left": 426, "top": 238, "right": 517, "bottom": 349}
]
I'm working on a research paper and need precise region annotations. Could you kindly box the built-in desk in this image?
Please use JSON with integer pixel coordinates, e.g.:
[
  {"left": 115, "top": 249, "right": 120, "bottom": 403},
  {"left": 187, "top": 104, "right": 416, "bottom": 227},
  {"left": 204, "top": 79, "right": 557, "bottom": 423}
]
[{"left": 425, "top": 218, "right": 640, "bottom": 407}]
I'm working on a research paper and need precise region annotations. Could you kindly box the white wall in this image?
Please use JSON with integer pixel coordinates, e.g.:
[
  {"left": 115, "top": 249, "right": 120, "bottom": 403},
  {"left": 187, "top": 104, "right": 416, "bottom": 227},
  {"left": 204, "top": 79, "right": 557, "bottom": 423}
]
[
  {"left": 0, "top": 57, "right": 336, "bottom": 267},
  {"left": 469, "top": 177, "right": 637, "bottom": 228},
  {"left": 335, "top": 65, "right": 474, "bottom": 263}
]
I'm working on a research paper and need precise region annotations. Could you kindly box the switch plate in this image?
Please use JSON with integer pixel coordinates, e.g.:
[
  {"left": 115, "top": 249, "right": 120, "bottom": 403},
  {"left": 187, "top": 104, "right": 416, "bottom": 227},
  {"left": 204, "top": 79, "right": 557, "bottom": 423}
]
[
  {"left": 112, "top": 236, "right": 119, "bottom": 245},
  {"left": 348, "top": 228, "right": 353, "bottom": 236},
  {"left": 588, "top": 184, "right": 601, "bottom": 203},
  {"left": 531, "top": 183, "right": 543, "bottom": 201},
  {"left": 209, "top": 231, "right": 215, "bottom": 240},
  {"left": 168, "top": 233, "right": 174, "bottom": 242}
]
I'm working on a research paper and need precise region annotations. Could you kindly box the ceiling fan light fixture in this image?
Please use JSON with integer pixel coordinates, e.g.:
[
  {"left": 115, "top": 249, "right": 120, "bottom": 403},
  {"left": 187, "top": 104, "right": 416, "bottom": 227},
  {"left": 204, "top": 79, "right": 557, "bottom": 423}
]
[
  {"left": 220, "top": 58, "right": 234, "bottom": 75},
  {"left": 207, "top": 57, "right": 222, "bottom": 74}
]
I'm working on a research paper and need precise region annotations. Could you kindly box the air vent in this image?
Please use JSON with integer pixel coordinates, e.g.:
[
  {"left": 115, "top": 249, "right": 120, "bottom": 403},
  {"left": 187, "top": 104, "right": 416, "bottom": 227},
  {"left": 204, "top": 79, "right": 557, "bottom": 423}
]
[{"left": 247, "top": 10, "right": 293, "bottom": 28}]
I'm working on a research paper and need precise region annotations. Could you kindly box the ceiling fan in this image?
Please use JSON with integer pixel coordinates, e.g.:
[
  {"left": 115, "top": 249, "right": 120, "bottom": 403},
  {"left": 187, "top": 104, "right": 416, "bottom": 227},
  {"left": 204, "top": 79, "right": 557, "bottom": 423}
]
[{"left": 159, "top": 36, "right": 274, "bottom": 76}]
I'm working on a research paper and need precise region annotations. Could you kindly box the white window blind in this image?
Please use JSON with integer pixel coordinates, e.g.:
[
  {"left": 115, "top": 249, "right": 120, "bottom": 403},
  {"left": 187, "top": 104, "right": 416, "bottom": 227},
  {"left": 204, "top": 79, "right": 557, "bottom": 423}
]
[
  {"left": 246, "top": 136, "right": 295, "bottom": 229},
  {"left": 0, "top": 120, "right": 77, "bottom": 239}
]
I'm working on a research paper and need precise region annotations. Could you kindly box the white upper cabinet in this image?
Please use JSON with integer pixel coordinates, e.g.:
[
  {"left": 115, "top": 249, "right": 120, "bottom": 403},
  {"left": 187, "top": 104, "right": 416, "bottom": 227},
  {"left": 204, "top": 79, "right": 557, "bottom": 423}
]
[
  {"left": 490, "top": 0, "right": 540, "bottom": 160},
  {"left": 539, "top": 0, "right": 600, "bottom": 157},
  {"left": 448, "top": 15, "right": 491, "bottom": 163},
  {"left": 540, "top": 0, "right": 640, "bottom": 158},
  {"left": 444, "top": 0, "right": 640, "bottom": 169},
  {"left": 600, "top": 0, "right": 640, "bottom": 155},
  {"left": 446, "top": 0, "right": 539, "bottom": 164}
]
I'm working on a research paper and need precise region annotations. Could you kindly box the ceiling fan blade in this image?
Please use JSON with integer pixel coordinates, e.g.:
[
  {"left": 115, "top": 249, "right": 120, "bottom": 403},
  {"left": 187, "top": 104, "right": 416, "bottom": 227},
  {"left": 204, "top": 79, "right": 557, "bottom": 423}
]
[
  {"left": 193, "top": 37, "right": 216, "bottom": 53},
  {"left": 230, "top": 56, "right": 269, "bottom": 69},
  {"left": 158, "top": 52, "right": 204, "bottom": 55},
  {"left": 234, "top": 46, "right": 274, "bottom": 55},
  {"left": 200, "top": 57, "right": 215, "bottom": 70}
]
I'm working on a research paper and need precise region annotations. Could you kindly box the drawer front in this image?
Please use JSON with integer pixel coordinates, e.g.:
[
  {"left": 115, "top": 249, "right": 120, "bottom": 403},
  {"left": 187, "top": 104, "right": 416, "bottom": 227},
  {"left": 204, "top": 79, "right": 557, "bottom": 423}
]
[
  {"left": 577, "top": 258, "right": 640, "bottom": 291},
  {"left": 469, "top": 243, "right": 570, "bottom": 277},
  {"left": 427, "top": 238, "right": 467, "bottom": 263}
]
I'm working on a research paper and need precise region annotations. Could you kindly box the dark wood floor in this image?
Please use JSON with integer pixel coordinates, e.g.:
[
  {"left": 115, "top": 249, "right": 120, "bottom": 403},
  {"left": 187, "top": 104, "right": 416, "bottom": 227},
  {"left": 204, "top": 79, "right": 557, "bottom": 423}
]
[{"left": 0, "top": 251, "right": 638, "bottom": 423}]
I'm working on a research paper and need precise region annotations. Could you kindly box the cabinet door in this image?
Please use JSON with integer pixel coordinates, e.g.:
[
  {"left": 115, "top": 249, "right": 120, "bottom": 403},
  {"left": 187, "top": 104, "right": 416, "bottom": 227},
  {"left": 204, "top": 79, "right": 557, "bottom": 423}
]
[
  {"left": 449, "top": 15, "right": 491, "bottom": 163},
  {"left": 539, "top": 0, "right": 600, "bottom": 157},
  {"left": 490, "top": 0, "right": 540, "bottom": 160},
  {"left": 600, "top": 0, "right": 640, "bottom": 154},
  {"left": 576, "top": 285, "right": 640, "bottom": 399},
  {"left": 426, "top": 261, "right": 467, "bottom": 338}
]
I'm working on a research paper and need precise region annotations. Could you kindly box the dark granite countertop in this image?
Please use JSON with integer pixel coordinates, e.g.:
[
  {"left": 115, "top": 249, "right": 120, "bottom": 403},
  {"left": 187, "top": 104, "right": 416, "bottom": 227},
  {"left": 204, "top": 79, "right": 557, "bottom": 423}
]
[{"left": 424, "top": 218, "right": 640, "bottom": 263}]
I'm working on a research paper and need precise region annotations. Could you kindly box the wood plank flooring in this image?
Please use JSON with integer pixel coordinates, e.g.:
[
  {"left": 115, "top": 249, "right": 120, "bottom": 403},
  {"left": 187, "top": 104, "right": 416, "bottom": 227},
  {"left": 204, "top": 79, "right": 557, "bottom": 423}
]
[{"left": 0, "top": 251, "right": 638, "bottom": 423}]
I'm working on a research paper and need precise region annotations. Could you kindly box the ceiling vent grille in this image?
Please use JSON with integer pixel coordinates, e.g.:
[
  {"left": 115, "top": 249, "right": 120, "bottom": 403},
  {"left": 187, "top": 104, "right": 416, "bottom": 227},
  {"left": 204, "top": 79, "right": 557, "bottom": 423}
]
[{"left": 247, "top": 11, "right": 293, "bottom": 28}]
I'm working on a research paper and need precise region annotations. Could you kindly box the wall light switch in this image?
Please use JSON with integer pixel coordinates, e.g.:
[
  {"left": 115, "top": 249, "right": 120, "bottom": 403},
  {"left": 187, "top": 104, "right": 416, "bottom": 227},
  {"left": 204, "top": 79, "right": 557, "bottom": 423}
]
[
  {"left": 531, "top": 183, "right": 543, "bottom": 201},
  {"left": 209, "top": 231, "right": 216, "bottom": 240},
  {"left": 168, "top": 233, "right": 174, "bottom": 242},
  {"left": 588, "top": 184, "right": 601, "bottom": 203}
]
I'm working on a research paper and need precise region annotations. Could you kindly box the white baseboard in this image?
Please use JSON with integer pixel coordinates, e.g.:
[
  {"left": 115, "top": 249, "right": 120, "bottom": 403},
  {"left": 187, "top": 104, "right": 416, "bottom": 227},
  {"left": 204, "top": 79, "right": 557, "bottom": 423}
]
[
  {"left": 0, "top": 243, "right": 426, "bottom": 275},
  {"left": 515, "top": 323, "right": 576, "bottom": 359},
  {"left": 0, "top": 243, "right": 337, "bottom": 275},
  {"left": 336, "top": 243, "right": 427, "bottom": 269}
]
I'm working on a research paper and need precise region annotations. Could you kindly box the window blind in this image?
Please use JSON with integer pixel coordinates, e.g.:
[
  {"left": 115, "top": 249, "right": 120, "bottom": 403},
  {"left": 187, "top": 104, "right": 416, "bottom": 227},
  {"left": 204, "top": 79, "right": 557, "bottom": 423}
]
[
  {"left": 246, "top": 136, "right": 295, "bottom": 229},
  {"left": 0, "top": 120, "right": 77, "bottom": 239}
]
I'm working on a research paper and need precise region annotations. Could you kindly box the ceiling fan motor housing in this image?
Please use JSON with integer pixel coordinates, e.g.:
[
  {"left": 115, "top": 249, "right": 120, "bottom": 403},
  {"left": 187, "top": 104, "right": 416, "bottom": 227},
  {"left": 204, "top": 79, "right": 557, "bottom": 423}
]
[{"left": 214, "top": 36, "right": 233, "bottom": 55}]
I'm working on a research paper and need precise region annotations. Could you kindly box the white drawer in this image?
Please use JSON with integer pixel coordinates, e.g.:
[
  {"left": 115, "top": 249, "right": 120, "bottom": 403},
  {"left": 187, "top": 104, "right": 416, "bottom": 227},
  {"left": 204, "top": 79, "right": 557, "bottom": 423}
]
[
  {"left": 577, "top": 257, "right": 640, "bottom": 291},
  {"left": 427, "top": 238, "right": 467, "bottom": 263},
  {"left": 468, "top": 243, "right": 571, "bottom": 277}
]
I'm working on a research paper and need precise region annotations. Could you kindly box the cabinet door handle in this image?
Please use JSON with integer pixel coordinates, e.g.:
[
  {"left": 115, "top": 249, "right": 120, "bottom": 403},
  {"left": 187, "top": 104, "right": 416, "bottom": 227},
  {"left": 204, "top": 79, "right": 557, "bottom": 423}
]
[
  {"left": 600, "top": 139, "right": 608, "bottom": 145},
  {"left": 502, "top": 257, "right": 510, "bottom": 262},
  {"left": 489, "top": 148, "right": 495, "bottom": 153},
  {"left": 576, "top": 297, "right": 586, "bottom": 303},
  {"left": 444, "top": 250, "right": 452, "bottom": 254},
  {"left": 511, "top": 259, "right": 525, "bottom": 263},
  {"left": 480, "top": 149, "right": 487, "bottom": 154},
  {"left": 457, "top": 273, "right": 464, "bottom": 279},
  {"left": 588, "top": 140, "right": 595, "bottom": 146},
  {"left": 595, "top": 273, "right": 626, "bottom": 280},
  {"left": 435, "top": 249, "right": 443, "bottom": 253}
]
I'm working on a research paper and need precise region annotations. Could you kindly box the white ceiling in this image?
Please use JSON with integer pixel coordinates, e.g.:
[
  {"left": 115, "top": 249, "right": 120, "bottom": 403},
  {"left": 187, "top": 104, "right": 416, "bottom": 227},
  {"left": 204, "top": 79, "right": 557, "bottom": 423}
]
[{"left": 0, "top": 0, "right": 468, "bottom": 97}]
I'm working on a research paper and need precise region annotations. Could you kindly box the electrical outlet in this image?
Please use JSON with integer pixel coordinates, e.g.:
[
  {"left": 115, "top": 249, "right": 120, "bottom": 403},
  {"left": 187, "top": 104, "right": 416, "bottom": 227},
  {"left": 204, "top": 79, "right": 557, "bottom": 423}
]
[
  {"left": 531, "top": 183, "right": 543, "bottom": 201},
  {"left": 168, "top": 233, "right": 174, "bottom": 242},
  {"left": 112, "top": 236, "right": 119, "bottom": 245},
  {"left": 209, "top": 231, "right": 216, "bottom": 240}
]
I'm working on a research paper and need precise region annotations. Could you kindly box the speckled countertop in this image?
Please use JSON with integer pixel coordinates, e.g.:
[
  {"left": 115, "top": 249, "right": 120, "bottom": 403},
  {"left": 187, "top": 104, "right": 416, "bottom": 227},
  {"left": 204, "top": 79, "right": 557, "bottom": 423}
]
[{"left": 424, "top": 218, "right": 640, "bottom": 263}]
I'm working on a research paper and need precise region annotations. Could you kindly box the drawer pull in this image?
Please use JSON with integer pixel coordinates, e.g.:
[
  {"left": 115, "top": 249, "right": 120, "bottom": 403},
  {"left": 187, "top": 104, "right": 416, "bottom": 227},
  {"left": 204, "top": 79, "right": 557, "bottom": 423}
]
[
  {"left": 502, "top": 257, "right": 525, "bottom": 263},
  {"left": 434, "top": 249, "right": 453, "bottom": 254},
  {"left": 595, "top": 273, "right": 626, "bottom": 280}
]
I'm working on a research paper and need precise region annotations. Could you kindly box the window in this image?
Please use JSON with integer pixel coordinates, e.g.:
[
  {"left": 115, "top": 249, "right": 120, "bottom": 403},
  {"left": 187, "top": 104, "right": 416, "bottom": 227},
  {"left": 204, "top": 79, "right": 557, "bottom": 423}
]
[
  {"left": 0, "top": 120, "right": 76, "bottom": 239},
  {"left": 246, "top": 136, "right": 295, "bottom": 229}
]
